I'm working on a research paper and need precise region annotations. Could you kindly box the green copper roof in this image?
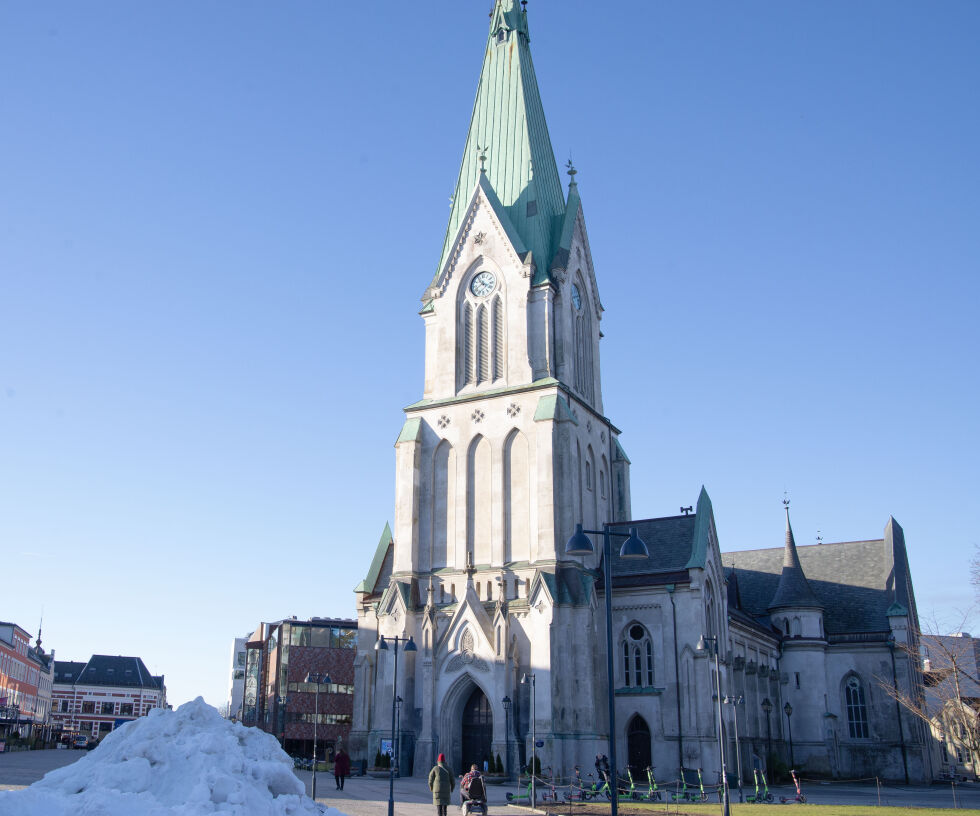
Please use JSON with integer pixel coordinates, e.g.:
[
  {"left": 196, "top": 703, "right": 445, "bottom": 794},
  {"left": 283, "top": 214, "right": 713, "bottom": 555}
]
[
  {"left": 354, "top": 522, "right": 392, "bottom": 594},
  {"left": 432, "top": 0, "right": 566, "bottom": 289}
]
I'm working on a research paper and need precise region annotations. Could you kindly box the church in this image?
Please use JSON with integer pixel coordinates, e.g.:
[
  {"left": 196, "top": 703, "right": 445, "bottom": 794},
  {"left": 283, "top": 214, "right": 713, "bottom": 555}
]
[{"left": 350, "top": 0, "right": 932, "bottom": 785}]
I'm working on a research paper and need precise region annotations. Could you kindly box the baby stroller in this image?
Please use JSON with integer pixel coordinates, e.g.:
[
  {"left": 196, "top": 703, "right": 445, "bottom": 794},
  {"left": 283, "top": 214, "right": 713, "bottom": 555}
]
[{"left": 460, "top": 774, "right": 487, "bottom": 815}]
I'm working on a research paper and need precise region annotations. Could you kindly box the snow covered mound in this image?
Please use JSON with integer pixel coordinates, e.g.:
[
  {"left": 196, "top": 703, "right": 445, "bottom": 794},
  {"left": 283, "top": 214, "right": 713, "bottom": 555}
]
[{"left": 0, "top": 697, "right": 349, "bottom": 816}]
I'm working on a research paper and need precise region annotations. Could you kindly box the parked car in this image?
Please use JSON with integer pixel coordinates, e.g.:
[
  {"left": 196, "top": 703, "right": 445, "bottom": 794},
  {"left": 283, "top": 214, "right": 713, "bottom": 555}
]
[{"left": 72, "top": 735, "right": 89, "bottom": 750}]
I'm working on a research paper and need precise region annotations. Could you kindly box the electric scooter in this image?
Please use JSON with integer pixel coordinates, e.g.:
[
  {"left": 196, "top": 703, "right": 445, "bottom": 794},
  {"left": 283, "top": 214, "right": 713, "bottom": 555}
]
[
  {"left": 564, "top": 766, "right": 592, "bottom": 801},
  {"left": 639, "top": 766, "right": 662, "bottom": 801},
  {"left": 746, "top": 769, "right": 774, "bottom": 803},
  {"left": 780, "top": 769, "right": 806, "bottom": 804}
]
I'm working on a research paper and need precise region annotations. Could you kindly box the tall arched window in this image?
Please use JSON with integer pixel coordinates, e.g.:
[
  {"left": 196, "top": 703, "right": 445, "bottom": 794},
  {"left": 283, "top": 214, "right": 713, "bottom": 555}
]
[
  {"left": 622, "top": 624, "right": 654, "bottom": 687},
  {"left": 705, "top": 581, "right": 716, "bottom": 640},
  {"left": 572, "top": 276, "right": 594, "bottom": 404},
  {"left": 458, "top": 270, "right": 505, "bottom": 391},
  {"left": 844, "top": 675, "right": 869, "bottom": 738}
]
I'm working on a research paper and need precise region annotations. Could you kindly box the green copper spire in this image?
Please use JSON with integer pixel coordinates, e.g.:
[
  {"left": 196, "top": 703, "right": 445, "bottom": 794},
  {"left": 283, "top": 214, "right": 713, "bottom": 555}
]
[{"left": 432, "top": 0, "right": 565, "bottom": 288}]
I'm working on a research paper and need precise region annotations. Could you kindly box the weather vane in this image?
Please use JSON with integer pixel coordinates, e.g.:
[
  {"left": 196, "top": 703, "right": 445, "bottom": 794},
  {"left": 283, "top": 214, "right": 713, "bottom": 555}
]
[
  {"left": 477, "top": 144, "right": 489, "bottom": 173},
  {"left": 566, "top": 157, "right": 577, "bottom": 179},
  {"left": 782, "top": 492, "right": 790, "bottom": 509}
]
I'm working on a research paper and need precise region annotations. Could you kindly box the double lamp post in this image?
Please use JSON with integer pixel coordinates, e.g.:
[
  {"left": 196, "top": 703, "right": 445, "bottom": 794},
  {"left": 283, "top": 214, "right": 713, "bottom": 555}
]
[
  {"left": 375, "top": 634, "right": 417, "bottom": 816},
  {"left": 566, "top": 522, "right": 650, "bottom": 816}
]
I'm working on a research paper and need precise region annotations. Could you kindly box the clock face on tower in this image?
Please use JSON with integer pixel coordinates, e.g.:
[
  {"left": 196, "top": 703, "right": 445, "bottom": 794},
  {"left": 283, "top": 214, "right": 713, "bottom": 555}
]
[{"left": 470, "top": 271, "right": 496, "bottom": 297}]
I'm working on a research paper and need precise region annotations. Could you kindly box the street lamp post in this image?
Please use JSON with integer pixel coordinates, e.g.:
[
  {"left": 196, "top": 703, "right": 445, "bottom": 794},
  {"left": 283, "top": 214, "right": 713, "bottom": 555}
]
[
  {"left": 375, "top": 634, "right": 417, "bottom": 816},
  {"left": 521, "top": 673, "right": 536, "bottom": 806},
  {"left": 761, "top": 698, "right": 773, "bottom": 767},
  {"left": 395, "top": 696, "right": 403, "bottom": 778},
  {"left": 723, "top": 696, "right": 744, "bottom": 802},
  {"left": 783, "top": 703, "right": 794, "bottom": 770},
  {"left": 305, "top": 672, "right": 332, "bottom": 802},
  {"left": 502, "top": 696, "right": 512, "bottom": 780},
  {"left": 566, "top": 523, "right": 650, "bottom": 816},
  {"left": 697, "top": 635, "right": 730, "bottom": 816}
]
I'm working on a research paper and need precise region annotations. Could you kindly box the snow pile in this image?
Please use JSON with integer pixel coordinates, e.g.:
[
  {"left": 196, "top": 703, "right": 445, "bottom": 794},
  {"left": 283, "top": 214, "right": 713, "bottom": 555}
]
[{"left": 0, "top": 697, "right": 350, "bottom": 816}]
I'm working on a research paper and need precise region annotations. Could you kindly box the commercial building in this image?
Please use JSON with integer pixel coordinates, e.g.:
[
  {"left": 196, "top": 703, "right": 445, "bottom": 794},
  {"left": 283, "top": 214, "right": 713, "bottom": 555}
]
[
  {"left": 242, "top": 617, "right": 356, "bottom": 760},
  {"left": 50, "top": 655, "right": 167, "bottom": 742},
  {"left": 226, "top": 635, "right": 248, "bottom": 720},
  {"left": 0, "top": 621, "right": 54, "bottom": 742}
]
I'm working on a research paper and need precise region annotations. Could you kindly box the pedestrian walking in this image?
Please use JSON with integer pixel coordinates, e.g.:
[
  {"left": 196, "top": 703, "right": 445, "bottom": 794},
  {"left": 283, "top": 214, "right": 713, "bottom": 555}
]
[
  {"left": 428, "top": 752, "right": 455, "bottom": 816},
  {"left": 333, "top": 747, "right": 351, "bottom": 791}
]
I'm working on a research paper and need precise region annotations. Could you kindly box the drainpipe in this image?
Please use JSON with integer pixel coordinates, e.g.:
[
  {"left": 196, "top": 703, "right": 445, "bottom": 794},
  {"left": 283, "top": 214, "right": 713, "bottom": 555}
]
[{"left": 667, "top": 585, "right": 684, "bottom": 773}]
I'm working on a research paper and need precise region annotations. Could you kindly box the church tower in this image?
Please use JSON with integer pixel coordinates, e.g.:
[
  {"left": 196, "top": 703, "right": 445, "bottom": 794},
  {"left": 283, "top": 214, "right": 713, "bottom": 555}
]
[{"left": 352, "top": 0, "right": 632, "bottom": 776}]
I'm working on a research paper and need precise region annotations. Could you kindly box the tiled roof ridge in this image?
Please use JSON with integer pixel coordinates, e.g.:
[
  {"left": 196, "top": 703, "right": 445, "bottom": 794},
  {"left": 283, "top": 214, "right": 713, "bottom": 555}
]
[{"left": 722, "top": 537, "right": 884, "bottom": 557}]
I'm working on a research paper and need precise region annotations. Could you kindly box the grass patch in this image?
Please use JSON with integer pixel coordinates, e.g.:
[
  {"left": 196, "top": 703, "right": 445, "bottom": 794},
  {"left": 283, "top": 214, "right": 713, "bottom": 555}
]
[{"left": 533, "top": 804, "right": 980, "bottom": 816}]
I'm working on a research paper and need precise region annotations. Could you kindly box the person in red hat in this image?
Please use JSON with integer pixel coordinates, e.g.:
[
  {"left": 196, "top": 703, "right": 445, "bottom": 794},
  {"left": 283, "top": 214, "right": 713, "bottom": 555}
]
[{"left": 428, "top": 752, "right": 455, "bottom": 816}]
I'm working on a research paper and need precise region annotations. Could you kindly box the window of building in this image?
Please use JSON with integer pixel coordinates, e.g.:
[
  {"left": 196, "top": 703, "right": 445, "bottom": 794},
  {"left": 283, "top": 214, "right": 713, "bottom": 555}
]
[
  {"left": 82, "top": 701, "right": 95, "bottom": 714},
  {"left": 622, "top": 623, "right": 654, "bottom": 687},
  {"left": 101, "top": 702, "right": 115, "bottom": 715},
  {"left": 60, "top": 700, "right": 69, "bottom": 712},
  {"left": 121, "top": 703, "right": 134, "bottom": 716},
  {"left": 795, "top": 672, "right": 801, "bottom": 689},
  {"left": 600, "top": 470, "right": 606, "bottom": 498},
  {"left": 585, "top": 460, "right": 592, "bottom": 490},
  {"left": 844, "top": 675, "right": 869, "bottom": 739}
]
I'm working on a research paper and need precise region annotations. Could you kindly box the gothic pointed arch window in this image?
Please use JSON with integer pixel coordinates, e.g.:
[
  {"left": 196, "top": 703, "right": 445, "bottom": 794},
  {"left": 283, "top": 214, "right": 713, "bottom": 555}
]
[
  {"left": 458, "top": 269, "right": 506, "bottom": 391},
  {"left": 705, "top": 580, "right": 716, "bottom": 640},
  {"left": 621, "top": 623, "right": 654, "bottom": 688},
  {"left": 844, "top": 674, "right": 870, "bottom": 739},
  {"left": 571, "top": 275, "right": 594, "bottom": 404}
]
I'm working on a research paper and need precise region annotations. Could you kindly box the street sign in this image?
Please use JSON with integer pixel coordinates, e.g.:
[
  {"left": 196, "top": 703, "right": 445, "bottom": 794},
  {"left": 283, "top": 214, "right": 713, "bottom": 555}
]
[{"left": 535, "top": 740, "right": 544, "bottom": 748}]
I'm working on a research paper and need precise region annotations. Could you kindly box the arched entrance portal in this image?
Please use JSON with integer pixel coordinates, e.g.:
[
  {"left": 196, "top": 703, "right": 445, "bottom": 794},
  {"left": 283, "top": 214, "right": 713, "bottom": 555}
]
[
  {"left": 461, "top": 687, "right": 493, "bottom": 771},
  {"left": 627, "top": 714, "right": 651, "bottom": 772}
]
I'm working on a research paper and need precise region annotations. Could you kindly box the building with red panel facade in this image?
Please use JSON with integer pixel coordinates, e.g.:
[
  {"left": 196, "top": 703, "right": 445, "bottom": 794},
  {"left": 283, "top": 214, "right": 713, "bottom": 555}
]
[
  {"left": 0, "top": 621, "right": 54, "bottom": 742},
  {"left": 242, "top": 617, "right": 356, "bottom": 762},
  {"left": 50, "top": 655, "right": 167, "bottom": 743}
]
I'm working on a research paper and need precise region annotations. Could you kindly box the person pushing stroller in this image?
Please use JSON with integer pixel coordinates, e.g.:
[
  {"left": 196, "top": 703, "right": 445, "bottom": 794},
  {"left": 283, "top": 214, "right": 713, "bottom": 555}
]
[{"left": 460, "top": 764, "right": 487, "bottom": 814}]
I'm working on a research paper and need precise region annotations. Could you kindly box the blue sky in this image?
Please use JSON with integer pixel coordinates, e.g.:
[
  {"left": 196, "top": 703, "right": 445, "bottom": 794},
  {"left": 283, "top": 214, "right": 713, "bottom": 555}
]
[{"left": 1, "top": 1, "right": 977, "bottom": 709}]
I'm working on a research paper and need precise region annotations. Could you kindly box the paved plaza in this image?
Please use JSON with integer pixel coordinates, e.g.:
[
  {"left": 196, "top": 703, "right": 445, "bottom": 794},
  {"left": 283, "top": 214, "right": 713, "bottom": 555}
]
[{"left": 2, "top": 749, "right": 979, "bottom": 813}]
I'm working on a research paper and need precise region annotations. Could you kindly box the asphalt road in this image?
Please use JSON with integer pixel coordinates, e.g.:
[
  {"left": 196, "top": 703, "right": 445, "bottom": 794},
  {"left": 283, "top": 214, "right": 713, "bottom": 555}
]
[{"left": 2, "top": 749, "right": 979, "bottom": 814}]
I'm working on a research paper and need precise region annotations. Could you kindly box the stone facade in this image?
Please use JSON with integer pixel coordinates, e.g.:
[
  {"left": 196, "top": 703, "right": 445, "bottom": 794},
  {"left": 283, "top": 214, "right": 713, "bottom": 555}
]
[{"left": 350, "top": 0, "right": 932, "bottom": 785}]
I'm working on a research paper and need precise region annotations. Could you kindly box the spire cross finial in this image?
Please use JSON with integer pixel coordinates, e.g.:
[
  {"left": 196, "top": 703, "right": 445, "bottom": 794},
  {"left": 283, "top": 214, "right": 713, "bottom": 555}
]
[
  {"left": 477, "top": 144, "right": 489, "bottom": 173},
  {"left": 521, "top": 0, "right": 528, "bottom": 12}
]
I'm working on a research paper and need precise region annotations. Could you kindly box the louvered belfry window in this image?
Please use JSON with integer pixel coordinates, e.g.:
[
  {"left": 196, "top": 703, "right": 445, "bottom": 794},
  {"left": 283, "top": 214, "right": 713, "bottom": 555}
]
[{"left": 458, "top": 275, "right": 505, "bottom": 391}]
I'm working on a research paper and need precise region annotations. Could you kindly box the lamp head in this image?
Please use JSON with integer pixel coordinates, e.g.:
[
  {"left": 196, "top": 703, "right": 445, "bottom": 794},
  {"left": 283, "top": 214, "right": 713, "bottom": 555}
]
[
  {"left": 784, "top": 702, "right": 793, "bottom": 716},
  {"left": 565, "top": 524, "right": 594, "bottom": 556},
  {"left": 761, "top": 698, "right": 772, "bottom": 714},
  {"left": 696, "top": 635, "right": 708, "bottom": 653},
  {"left": 619, "top": 527, "right": 649, "bottom": 559},
  {"left": 502, "top": 695, "right": 512, "bottom": 709},
  {"left": 403, "top": 636, "right": 418, "bottom": 653},
  {"left": 375, "top": 636, "right": 388, "bottom": 652}
]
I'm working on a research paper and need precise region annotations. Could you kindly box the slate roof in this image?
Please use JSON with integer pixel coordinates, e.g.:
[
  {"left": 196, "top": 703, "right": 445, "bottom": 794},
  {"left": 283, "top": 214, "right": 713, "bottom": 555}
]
[
  {"left": 609, "top": 514, "right": 697, "bottom": 578},
  {"left": 55, "top": 655, "right": 162, "bottom": 689},
  {"left": 768, "top": 509, "right": 822, "bottom": 610},
  {"left": 722, "top": 539, "right": 898, "bottom": 635},
  {"left": 53, "top": 661, "right": 86, "bottom": 684}
]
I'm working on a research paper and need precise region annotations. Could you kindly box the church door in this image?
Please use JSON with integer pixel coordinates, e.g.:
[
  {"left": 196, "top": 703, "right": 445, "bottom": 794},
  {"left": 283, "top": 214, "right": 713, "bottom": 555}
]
[
  {"left": 627, "top": 715, "right": 651, "bottom": 773},
  {"left": 461, "top": 687, "right": 493, "bottom": 771}
]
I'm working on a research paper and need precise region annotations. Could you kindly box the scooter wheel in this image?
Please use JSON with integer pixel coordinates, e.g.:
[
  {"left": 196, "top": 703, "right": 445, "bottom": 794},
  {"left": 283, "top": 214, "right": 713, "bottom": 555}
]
[
  {"left": 766, "top": 793, "right": 774, "bottom": 803},
  {"left": 800, "top": 795, "right": 807, "bottom": 803},
  {"left": 505, "top": 793, "right": 513, "bottom": 802}
]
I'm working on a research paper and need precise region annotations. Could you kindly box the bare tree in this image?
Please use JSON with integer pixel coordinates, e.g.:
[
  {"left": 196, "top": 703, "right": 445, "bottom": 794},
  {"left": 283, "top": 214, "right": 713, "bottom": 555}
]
[
  {"left": 973, "top": 545, "right": 980, "bottom": 605},
  {"left": 880, "top": 615, "right": 980, "bottom": 779}
]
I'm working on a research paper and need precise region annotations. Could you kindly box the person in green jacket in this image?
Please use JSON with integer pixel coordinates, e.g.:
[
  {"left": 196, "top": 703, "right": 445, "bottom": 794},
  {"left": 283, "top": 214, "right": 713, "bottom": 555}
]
[{"left": 428, "top": 753, "right": 455, "bottom": 816}]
